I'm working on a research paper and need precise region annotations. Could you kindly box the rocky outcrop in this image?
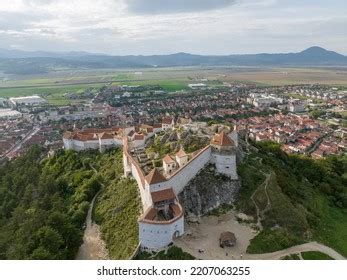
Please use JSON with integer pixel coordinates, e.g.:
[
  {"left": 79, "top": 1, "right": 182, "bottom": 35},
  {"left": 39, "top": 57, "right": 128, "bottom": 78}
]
[{"left": 178, "top": 164, "right": 240, "bottom": 218}]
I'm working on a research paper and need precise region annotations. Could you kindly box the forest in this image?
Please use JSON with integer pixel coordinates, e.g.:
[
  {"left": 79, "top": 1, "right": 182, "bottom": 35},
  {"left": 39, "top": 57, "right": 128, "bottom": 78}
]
[{"left": 0, "top": 146, "right": 104, "bottom": 259}]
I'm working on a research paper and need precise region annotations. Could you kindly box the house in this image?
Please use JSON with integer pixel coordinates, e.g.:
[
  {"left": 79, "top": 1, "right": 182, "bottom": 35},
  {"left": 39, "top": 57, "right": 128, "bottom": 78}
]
[
  {"left": 163, "top": 155, "right": 177, "bottom": 175},
  {"left": 289, "top": 100, "right": 306, "bottom": 112},
  {"left": 175, "top": 149, "right": 188, "bottom": 167},
  {"left": 162, "top": 117, "right": 174, "bottom": 130}
]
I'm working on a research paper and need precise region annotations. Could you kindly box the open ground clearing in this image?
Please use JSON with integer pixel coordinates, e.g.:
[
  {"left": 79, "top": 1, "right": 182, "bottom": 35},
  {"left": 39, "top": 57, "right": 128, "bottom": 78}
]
[{"left": 175, "top": 210, "right": 345, "bottom": 260}]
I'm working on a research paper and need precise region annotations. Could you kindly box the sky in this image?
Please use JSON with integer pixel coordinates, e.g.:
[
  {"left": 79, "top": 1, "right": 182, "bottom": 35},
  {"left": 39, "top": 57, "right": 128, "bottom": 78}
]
[{"left": 0, "top": 0, "right": 346, "bottom": 55}]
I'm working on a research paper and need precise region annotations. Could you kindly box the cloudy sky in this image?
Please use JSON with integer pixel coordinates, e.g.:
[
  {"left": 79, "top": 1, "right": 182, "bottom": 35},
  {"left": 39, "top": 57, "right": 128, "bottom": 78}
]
[{"left": 0, "top": 0, "right": 346, "bottom": 55}]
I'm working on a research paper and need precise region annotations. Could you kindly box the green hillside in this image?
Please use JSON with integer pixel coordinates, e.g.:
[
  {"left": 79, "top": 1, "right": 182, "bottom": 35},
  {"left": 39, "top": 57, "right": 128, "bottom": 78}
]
[
  {"left": 237, "top": 141, "right": 347, "bottom": 256},
  {"left": 0, "top": 147, "right": 124, "bottom": 259}
]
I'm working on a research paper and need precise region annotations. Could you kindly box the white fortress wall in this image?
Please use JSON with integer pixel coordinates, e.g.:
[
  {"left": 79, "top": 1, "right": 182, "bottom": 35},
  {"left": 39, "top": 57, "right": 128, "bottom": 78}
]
[
  {"left": 82, "top": 140, "right": 100, "bottom": 150},
  {"left": 99, "top": 138, "right": 119, "bottom": 146},
  {"left": 114, "top": 138, "right": 123, "bottom": 146},
  {"left": 211, "top": 153, "right": 238, "bottom": 179},
  {"left": 126, "top": 153, "right": 152, "bottom": 211},
  {"left": 63, "top": 139, "right": 74, "bottom": 150},
  {"left": 166, "top": 146, "right": 212, "bottom": 194},
  {"left": 99, "top": 138, "right": 123, "bottom": 152},
  {"left": 139, "top": 215, "right": 184, "bottom": 250}
]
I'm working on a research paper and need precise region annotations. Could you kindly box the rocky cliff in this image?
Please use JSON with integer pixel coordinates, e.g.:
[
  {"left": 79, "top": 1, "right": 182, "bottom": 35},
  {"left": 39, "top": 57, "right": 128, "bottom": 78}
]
[{"left": 178, "top": 164, "right": 240, "bottom": 219}]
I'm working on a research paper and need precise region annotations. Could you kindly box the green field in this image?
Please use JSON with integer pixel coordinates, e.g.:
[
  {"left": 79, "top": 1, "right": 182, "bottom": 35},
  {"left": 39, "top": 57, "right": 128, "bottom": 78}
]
[
  {"left": 0, "top": 77, "right": 191, "bottom": 105},
  {"left": 0, "top": 83, "right": 105, "bottom": 105},
  {"left": 121, "top": 79, "right": 190, "bottom": 91},
  {"left": 1, "top": 67, "right": 347, "bottom": 106}
]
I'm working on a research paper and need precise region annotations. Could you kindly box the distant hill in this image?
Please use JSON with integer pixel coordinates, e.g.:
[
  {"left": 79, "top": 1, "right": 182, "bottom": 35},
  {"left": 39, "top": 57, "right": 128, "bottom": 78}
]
[{"left": 0, "top": 46, "right": 346, "bottom": 75}]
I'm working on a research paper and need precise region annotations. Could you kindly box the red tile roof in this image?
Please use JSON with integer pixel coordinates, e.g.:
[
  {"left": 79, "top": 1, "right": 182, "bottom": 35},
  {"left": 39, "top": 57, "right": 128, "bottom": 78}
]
[
  {"left": 134, "top": 134, "right": 145, "bottom": 140},
  {"left": 176, "top": 149, "right": 187, "bottom": 158},
  {"left": 162, "top": 117, "right": 173, "bottom": 125},
  {"left": 211, "top": 132, "right": 234, "bottom": 147},
  {"left": 163, "top": 154, "right": 175, "bottom": 164},
  {"left": 144, "top": 208, "right": 158, "bottom": 220},
  {"left": 151, "top": 188, "right": 176, "bottom": 203},
  {"left": 145, "top": 168, "right": 166, "bottom": 184}
]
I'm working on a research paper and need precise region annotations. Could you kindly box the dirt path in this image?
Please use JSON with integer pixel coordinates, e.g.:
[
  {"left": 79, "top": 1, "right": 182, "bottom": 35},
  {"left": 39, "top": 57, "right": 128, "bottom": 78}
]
[
  {"left": 250, "top": 172, "right": 272, "bottom": 230},
  {"left": 75, "top": 192, "right": 109, "bottom": 260},
  {"left": 246, "top": 242, "right": 345, "bottom": 260}
]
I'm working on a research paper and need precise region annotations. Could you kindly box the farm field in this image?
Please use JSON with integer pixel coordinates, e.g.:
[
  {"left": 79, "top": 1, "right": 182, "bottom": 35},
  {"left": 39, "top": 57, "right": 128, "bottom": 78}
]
[
  {"left": 0, "top": 83, "right": 105, "bottom": 105},
  {"left": 1, "top": 67, "right": 347, "bottom": 105},
  {"left": 221, "top": 67, "right": 347, "bottom": 86}
]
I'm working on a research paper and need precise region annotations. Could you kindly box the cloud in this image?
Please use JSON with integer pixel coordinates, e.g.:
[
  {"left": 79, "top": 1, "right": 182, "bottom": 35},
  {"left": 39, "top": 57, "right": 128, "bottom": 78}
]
[
  {"left": 23, "top": 0, "right": 54, "bottom": 5},
  {"left": 0, "top": 11, "right": 49, "bottom": 31},
  {"left": 126, "top": 0, "right": 237, "bottom": 14},
  {"left": 0, "top": 0, "right": 346, "bottom": 55}
]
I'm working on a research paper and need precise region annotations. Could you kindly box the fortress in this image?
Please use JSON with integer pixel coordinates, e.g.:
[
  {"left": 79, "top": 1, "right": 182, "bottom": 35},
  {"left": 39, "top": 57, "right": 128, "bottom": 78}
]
[{"left": 63, "top": 119, "right": 239, "bottom": 251}]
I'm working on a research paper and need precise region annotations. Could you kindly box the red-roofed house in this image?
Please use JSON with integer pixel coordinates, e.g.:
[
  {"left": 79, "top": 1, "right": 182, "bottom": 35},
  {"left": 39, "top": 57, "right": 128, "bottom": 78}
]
[{"left": 162, "top": 116, "right": 174, "bottom": 130}]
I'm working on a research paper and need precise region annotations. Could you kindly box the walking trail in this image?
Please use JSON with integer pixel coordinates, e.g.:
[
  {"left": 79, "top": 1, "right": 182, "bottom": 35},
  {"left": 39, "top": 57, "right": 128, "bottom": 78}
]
[
  {"left": 75, "top": 191, "right": 109, "bottom": 260},
  {"left": 246, "top": 242, "right": 345, "bottom": 260}
]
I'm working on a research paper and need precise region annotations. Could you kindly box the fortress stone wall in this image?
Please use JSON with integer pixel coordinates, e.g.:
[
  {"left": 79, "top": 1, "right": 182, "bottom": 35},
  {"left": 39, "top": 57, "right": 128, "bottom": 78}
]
[{"left": 64, "top": 124, "right": 239, "bottom": 251}]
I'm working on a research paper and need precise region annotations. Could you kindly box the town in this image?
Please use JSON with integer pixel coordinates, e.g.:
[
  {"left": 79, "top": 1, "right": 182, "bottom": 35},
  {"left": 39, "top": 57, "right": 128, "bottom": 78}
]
[{"left": 1, "top": 81, "right": 346, "bottom": 162}]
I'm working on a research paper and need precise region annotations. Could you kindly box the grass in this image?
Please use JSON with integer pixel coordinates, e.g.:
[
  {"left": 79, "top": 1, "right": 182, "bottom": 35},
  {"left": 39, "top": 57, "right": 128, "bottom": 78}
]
[
  {"left": 236, "top": 156, "right": 266, "bottom": 216},
  {"left": 301, "top": 251, "right": 334, "bottom": 260},
  {"left": 239, "top": 143, "right": 346, "bottom": 256},
  {"left": 135, "top": 246, "right": 195, "bottom": 260},
  {"left": 114, "top": 73, "right": 133, "bottom": 80},
  {"left": 247, "top": 229, "right": 303, "bottom": 254},
  {"left": 252, "top": 183, "right": 268, "bottom": 212},
  {"left": 263, "top": 173, "right": 309, "bottom": 236},
  {"left": 94, "top": 150, "right": 141, "bottom": 260},
  {"left": 123, "top": 79, "right": 190, "bottom": 91},
  {"left": 309, "top": 196, "right": 347, "bottom": 257},
  {"left": 0, "top": 83, "right": 103, "bottom": 105},
  {"left": 287, "top": 93, "right": 309, "bottom": 100},
  {"left": 0, "top": 83, "right": 104, "bottom": 97}
]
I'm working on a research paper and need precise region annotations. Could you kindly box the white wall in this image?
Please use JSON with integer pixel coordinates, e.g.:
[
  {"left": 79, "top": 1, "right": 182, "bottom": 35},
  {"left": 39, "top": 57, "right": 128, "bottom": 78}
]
[
  {"left": 176, "top": 155, "right": 188, "bottom": 167},
  {"left": 129, "top": 159, "right": 152, "bottom": 211},
  {"left": 150, "top": 147, "right": 212, "bottom": 194},
  {"left": 139, "top": 215, "right": 184, "bottom": 250},
  {"left": 63, "top": 139, "right": 74, "bottom": 150},
  {"left": 211, "top": 153, "right": 238, "bottom": 179},
  {"left": 82, "top": 140, "right": 99, "bottom": 150}
]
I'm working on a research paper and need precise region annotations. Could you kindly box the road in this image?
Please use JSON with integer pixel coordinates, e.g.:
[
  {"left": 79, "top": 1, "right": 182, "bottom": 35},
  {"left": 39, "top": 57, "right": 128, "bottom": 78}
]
[{"left": 3, "top": 126, "right": 40, "bottom": 158}]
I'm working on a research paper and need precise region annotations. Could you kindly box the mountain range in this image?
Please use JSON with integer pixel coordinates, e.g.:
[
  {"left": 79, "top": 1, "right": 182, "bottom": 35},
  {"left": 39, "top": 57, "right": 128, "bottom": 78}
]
[{"left": 0, "top": 46, "right": 346, "bottom": 75}]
